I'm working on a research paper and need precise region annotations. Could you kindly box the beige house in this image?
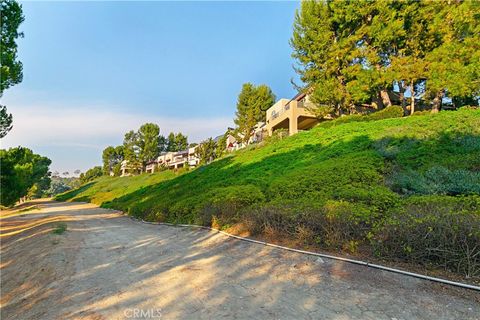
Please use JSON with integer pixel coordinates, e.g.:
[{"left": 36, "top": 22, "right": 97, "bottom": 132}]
[
  {"left": 266, "top": 93, "right": 319, "bottom": 136},
  {"left": 120, "top": 160, "right": 142, "bottom": 177},
  {"left": 143, "top": 146, "right": 200, "bottom": 174}
]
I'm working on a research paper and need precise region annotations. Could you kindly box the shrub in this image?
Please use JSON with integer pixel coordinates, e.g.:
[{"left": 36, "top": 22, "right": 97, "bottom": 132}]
[
  {"left": 389, "top": 166, "right": 480, "bottom": 195},
  {"left": 318, "top": 105, "right": 404, "bottom": 129},
  {"left": 411, "top": 110, "right": 431, "bottom": 116},
  {"left": 243, "top": 204, "right": 297, "bottom": 237},
  {"left": 367, "top": 105, "right": 404, "bottom": 121},
  {"left": 243, "top": 200, "right": 374, "bottom": 251},
  {"left": 372, "top": 195, "right": 480, "bottom": 278},
  {"left": 196, "top": 185, "right": 265, "bottom": 227}
]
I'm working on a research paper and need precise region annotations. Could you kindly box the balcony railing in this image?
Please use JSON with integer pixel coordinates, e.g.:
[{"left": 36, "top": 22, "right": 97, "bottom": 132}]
[{"left": 269, "top": 102, "right": 292, "bottom": 121}]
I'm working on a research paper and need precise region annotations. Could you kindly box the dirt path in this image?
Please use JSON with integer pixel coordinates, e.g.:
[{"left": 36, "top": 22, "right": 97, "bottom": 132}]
[{"left": 1, "top": 200, "right": 479, "bottom": 320}]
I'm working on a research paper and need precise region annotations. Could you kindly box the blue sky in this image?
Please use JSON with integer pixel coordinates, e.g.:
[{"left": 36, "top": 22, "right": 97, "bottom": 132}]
[{"left": 1, "top": 1, "right": 300, "bottom": 173}]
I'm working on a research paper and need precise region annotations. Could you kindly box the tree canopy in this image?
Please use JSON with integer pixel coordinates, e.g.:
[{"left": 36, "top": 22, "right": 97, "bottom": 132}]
[
  {"left": 113, "top": 124, "right": 190, "bottom": 173},
  {"left": 234, "top": 83, "right": 276, "bottom": 143},
  {"left": 80, "top": 166, "right": 103, "bottom": 184},
  {"left": 0, "top": 147, "right": 51, "bottom": 206},
  {"left": 0, "top": 0, "right": 24, "bottom": 137},
  {"left": 0, "top": 105, "right": 13, "bottom": 138},
  {"left": 102, "top": 145, "right": 124, "bottom": 176},
  {"left": 166, "top": 132, "right": 188, "bottom": 152},
  {"left": 291, "top": 0, "right": 480, "bottom": 115},
  {"left": 195, "top": 138, "right": 217, "bottom": 164}
]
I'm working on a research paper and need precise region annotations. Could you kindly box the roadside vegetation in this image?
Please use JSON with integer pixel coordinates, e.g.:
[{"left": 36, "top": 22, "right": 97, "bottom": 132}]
[
  {"left": 52, "top": 222, "right": 67, "bottom": 235},
  {"left": 57, "top": 108, "right": 480, "bottom": 279}
]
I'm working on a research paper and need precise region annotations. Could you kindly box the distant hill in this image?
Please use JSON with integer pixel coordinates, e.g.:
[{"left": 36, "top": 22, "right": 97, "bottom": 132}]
[{"left": 57, "top": 108, "right": 480, "bottom": 279}]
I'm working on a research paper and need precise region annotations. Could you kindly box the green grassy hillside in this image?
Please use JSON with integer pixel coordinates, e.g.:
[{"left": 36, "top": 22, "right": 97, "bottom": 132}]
[{"left": 57, "top": 108, "right": 480, "bottom": 278}]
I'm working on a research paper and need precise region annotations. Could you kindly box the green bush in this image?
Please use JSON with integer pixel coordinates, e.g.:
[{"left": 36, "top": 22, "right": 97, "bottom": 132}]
[
  {"left": 372, "top": 195, "right": 480, "bottom": 277},
  {"left": 367, "top": 105, "right": 404, "bottom": 120},
  {"left": 389, "top": 166, "right": 480, "bottom": 195},
  {"left": 196, "top": 185, "right": 265, "bottom": 227},
  {"left": 411, "top": 110, "right": 431, "bottom": 116}
]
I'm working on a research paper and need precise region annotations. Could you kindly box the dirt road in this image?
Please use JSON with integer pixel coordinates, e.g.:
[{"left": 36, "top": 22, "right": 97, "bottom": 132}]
[{"left": 1, "top": 200, "right": 479, "bottom": 320}]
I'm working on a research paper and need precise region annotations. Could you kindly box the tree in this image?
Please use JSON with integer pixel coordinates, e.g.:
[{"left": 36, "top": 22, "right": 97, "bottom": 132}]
[
  {"left": 215, "top": 133, "right": 228, "bottom": 158},
  {"left": 79, "top": 166, "right": 102, "bottom": 184},
  {"left": 0, "top": 105, "right": 13, "bottom": 138},
  {"left": 0, "top": 0, "right": 24, "bottom": 138},
  {"left": 74, "top": 169, "right": 81, "bottom": 175},
  {"left": 123, "top": 130, "right": 142, "bottom": 172},
  {"left": 234, "top": 83, "right": 275, "bottom": 143},
  {"left": 174, "top": 132, "right": 188, "bottom": 151},
  {"left": 425, "top": 1, "right": 480, "bottom": 112},
  {"left": 137, "top": 123, "right": 161, "bottom": 166},
  {"left": 102, "top": 145, "right": 124, "bottom": 175},
  {"left": 291, "top": 0, "right": 354, "bottom": 115},
  {"left": 0, "top": 147, "right": 51, "bottom": 206},
  {"left": 195, "top": 138, "right": 217, "bottom": 164},
  {"left": 122, "top": 123, "right": 171, "bottom": 172},
  {"left": 291, "top": 0, "right": 479, "bottom": 115},
  {"left": 166, "top": 132, "right": 188, "bottom": 152}
]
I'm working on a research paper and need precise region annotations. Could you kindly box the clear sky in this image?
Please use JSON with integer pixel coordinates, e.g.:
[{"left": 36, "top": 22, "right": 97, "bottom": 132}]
[{"left": 1, "top": 1, "right": 300, "bottom": 174}]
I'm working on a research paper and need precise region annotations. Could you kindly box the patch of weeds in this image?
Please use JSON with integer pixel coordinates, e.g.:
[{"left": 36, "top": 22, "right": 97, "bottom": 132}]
[{"left": 52, "top": 222, "right": 67, "bottom": 235}]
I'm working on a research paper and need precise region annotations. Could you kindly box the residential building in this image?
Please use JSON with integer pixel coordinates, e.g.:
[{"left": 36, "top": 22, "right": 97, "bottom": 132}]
[
  {"left": 226, "top": 133, "right": 245, "bottom": 152},
  {"left": 265, "top": 93, "right": 319, "bottom": 136},
  {"left": 120, "top": 160, "right": 142, "bottom": 177},
  {"left": 142, "top": 146, "right": 200, "bottom": 175}
]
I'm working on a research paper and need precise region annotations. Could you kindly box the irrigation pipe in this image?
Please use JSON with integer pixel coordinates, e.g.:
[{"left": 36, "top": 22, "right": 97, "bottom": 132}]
[{"left": 119, "top": 212, "right": 480, "bottom": 292}]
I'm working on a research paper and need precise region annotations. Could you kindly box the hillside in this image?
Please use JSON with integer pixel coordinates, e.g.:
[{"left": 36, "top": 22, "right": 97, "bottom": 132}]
[{"left": 57, "top": 108, "right": 480, "bottom": 279}]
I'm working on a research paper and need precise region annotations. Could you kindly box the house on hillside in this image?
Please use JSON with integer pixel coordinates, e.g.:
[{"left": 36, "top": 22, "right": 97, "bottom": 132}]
[
  {"left": 120, "top": 160, "right": 142, "bottom": 177},
  {"left": 143, "top": 146, "right": 200, "bottom": 174},
  {"left": 225, "top": 133, "right": 244, "bottom": 152},
  {"left": 266, "top": 93, "right": 319, "bottom": 136},
  {"left": 221, "top": 121, "right": 267, "bottom": 153}
]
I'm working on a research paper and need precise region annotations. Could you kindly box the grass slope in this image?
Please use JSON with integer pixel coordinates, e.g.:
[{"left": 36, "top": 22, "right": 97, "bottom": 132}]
[{"left": 57, "top": 109, "right": 480, "bottom": 278}]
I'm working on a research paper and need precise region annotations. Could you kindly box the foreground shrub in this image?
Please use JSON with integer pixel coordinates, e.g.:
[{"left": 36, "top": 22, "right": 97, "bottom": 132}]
[
  {"left": 372, "top": 196, "right": 480, "bottom": 278},
  {"left": 243, "top": 200, "right": 375, "bottom": 251},
  {"left": 196, "top": 185, "right": 265, "bottom": 227},
  {"left": 389, "top": 166, "right": 480, "bottom": 195}
]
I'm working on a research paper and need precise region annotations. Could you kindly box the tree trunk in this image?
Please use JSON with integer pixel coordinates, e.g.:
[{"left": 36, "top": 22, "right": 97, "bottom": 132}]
[
  {"left": 432, "top": 90, "right": 444, "bottom": 113},
  {"left": 410, "top": 80, "right": 415, "bottom": 115},
  {"left": 380, "top": 89, "right": 392, "bottom": 108},
  {"left": 399, "top": 81, "right": 406, "bottom": 108}
]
